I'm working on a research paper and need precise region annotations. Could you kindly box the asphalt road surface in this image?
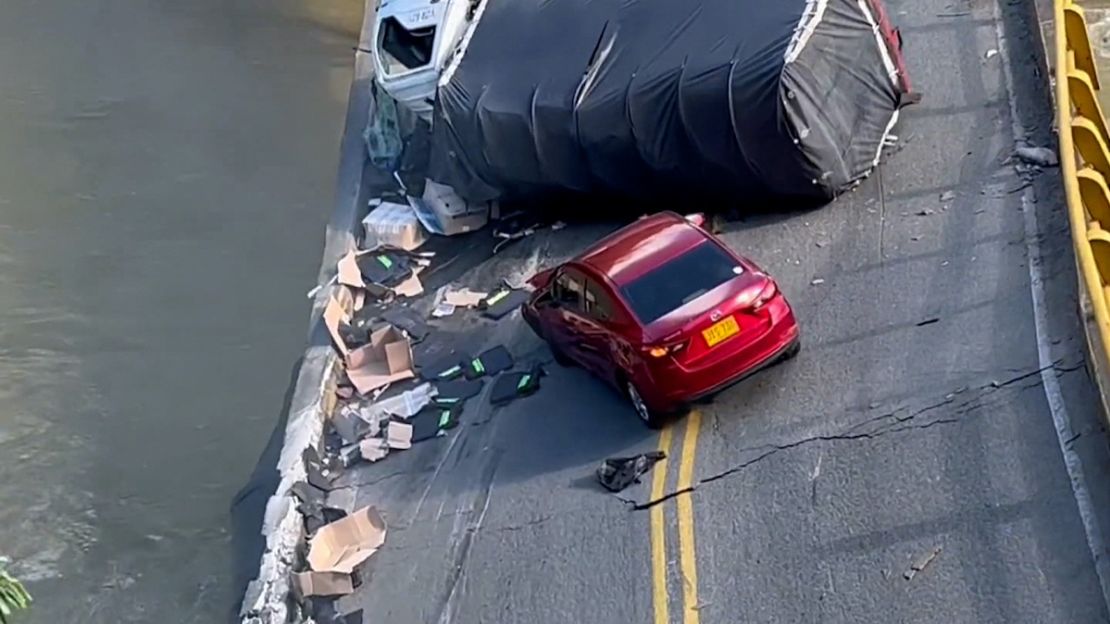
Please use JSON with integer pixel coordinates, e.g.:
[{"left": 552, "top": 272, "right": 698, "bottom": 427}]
[{"left": 330, "top": 0, "right": 1110, "bottom": 622}]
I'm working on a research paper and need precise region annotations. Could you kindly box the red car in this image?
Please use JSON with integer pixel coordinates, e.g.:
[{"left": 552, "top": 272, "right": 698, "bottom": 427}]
[{"left": 522, "top": 212, "right": 799, "bottom": 427}]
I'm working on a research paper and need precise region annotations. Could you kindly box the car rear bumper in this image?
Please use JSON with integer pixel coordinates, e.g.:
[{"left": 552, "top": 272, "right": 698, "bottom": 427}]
[
  {"left": 686, "top": 331, "right": 799, "bottom": 404},
  {"left": 642, "top": 298, "right": 799, "bottom": 411}
]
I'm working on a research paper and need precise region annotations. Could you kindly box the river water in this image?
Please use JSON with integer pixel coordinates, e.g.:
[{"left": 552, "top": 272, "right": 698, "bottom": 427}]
[{"left": 0, "top": 0, "right": 361, "bottom": 621}]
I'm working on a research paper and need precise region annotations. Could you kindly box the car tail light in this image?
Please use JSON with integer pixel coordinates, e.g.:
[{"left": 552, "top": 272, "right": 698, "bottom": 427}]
[
  {"left": 645, "top": 339, "right": 688, "bottom": 358},
  {"left": 752, "top": 280, "right": 778, "bottom": 310},
  {"left": 685, "top": 213, "right": 707, "bottom": 227}
]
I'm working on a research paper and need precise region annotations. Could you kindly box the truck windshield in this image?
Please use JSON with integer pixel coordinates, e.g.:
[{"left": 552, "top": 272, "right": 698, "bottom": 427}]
[
  {"left": 619, "top": 241, "right": 741, "bottom": 324},
  {"left": 379, "top": 17, "right": 435, "bottom": 75}
]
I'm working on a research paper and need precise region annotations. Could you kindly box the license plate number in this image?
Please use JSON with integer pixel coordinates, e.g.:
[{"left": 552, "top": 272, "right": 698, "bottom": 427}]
[{"left": 702, "top": 316, "right": 739, "bottom": 347}]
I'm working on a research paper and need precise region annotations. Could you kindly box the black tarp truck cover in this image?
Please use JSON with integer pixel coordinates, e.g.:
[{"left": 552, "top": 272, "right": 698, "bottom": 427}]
[{"left": 426, "top": 0, "right": 911, "bottom": 205}]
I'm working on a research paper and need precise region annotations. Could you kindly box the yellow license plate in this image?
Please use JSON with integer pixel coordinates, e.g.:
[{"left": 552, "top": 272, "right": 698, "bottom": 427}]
[{"left": 702, "top": 316, "right": 740, "bottom": 347}]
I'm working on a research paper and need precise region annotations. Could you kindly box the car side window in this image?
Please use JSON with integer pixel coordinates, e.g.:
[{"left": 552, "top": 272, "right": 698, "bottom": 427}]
[
  {"left": 554, "top": 270, "right": 584, "bottom": 310},
  {"left": 584, "top": 281, "right": 615, "bottom": 322}
]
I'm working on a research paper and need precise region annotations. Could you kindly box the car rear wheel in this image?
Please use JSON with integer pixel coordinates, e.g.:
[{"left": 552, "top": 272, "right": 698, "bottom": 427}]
[
  {"left": 627, "top": 381, "right": 665, "bottom": 429},
  {"left": 550, "top": 342, "right": 575, "bottom": 367}
]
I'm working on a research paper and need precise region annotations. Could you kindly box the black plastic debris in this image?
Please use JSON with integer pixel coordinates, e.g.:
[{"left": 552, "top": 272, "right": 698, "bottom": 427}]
[
  {"left": 434, "top": 377, "right": 484, "bottom": 404},
  {"left": 304, "top": 507, "right": 349, "bottom": 536},
  {"left": 464, "top": 345, "right": 514, "bottom": 379},
  {"left": 338, "top": 322, "right": 370, "bottom": 350},
  {"left": 493, "top": 211, "right": 542, "bottom": 254},
  {"left": 596, "top": 452, "right": 666, "bottom": 492},
  {"left": 419, "top": 355, "right": 467, "bottom": 381},
  {"left": 410, "top": 403, "right": 463, "bottom": 442},
  {"left": 303, "top": 447, "right": 337, "bottom": 491},
  {"left": 291, "top": 481, "right": 327, "bottom": 518},
  {"left": 381, "top": 307, "right": 431, "bottom": 341},
  {"left": 480, "top": 288, "right": 530, "bottom": 320},
  {"left": 489, "top": 365, "right": 545, "bottom": 405},
  {"left": 332, "top": 408, "right": 371, "bottom": 445},
  {"left": 356, "top": 250, "right": 413, "bottom": 287}
]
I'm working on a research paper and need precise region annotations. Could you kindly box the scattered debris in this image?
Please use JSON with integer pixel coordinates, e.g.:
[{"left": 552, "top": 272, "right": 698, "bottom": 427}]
[
  {"left": 359, "top": 438, "right": 390, "bottom": 463},
  {"left": 304, "top": 447, "right": 339, "bottom": 492},
  {"left": 380, "top": 307, "right": 431, "bottom": 342},
  {"left": 916, "top": 317, "right": 940, "bottom": 327},
  {"left": 332, "top": 404, "right": 374, "bottom": 445},
  {"left": 356, "top": 249, "right": 415, "bottom": 288},
  {"left": 1014, "top": 145, "right": 1058, "bottom": 168},
  {"left": 465, "top": 345, "right": 514, "bottom": 379},
  {"left": 443, "top": 287, "right": 488, "bottom": 308},
  {"left": 292, "top": 506, "right": 387, "bottom": 598},
  {"left": 480, "top": 287, "right": 530, "bottom": 320},
  {"left": 904, "top": 546, "right": 942, "bottom": 581},
  {"left": 596, "top": 451, "right": 667, "bottom": 492},
  {"left": 346, "top": 325, "right": 415, "bottom": 395},
  {"left": 435, "top": 377, "right": 484, "bottom": 404},
  {"left": 910, "top": 235, "right": 921, "bottom": 241},
  {"left": 291, "top": 481, "right": 328, "bottom": 520},
  {"left": 362, "top": 201, "right": 428, "bottom": 251},
  {"left": 363, "top": 382, "right": 437, "bottom": 421},
  {"left": 489, "top": 365, "right": 545, "bottom": 405},
  {"left": 410, "top": 403, "right": 462, "bottom": 441},
  {"left": 916, "top": 208, "right": 935, "bottom": 216},
  {"left": 432, "top": 300, "right": 456, "bottom": 318},
  {"left": 493, "top": 210, "right": 543, "bottom": 253},
  {"left": 385, "top": 421, "right": 413, "bottom": 450},
  {"left": 939, "top": 190, "right": 956, "bottom": 202},
  {"left": 409, "top": 178, "right": 491, "bottom": 236}
]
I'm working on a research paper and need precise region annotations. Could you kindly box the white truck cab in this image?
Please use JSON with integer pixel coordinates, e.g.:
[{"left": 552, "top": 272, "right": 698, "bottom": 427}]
[{"left": 372, "top": 0, "right": 472, "bottom": 120}]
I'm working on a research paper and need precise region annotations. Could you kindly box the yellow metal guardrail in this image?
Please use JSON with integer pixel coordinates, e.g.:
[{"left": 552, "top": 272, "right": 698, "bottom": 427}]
[{"left": 1057, "top": 0, "right": 1110, "bottom": 381}]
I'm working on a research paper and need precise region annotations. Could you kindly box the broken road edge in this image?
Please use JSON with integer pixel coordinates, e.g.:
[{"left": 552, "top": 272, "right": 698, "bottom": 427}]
[{"left": 238, "top": 4, "right": 382, "bottom": 623}]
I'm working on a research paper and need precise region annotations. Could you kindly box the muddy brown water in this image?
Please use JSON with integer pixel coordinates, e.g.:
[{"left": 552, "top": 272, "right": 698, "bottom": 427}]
[{"left": 0, "top": 0, "right": 362, "bottom": 621}]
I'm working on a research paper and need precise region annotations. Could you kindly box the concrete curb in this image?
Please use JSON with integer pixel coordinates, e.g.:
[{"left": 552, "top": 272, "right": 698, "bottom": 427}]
[
  {"left": 238, "top": 4, "right": 379, "bottom": 622},
  {"left": 1029, "top": 0, "right": 1110, "bottom": 424}
]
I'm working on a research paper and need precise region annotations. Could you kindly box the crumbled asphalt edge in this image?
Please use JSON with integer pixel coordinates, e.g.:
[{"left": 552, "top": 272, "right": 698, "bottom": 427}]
[{"left": 237, "top": 5, "right": 380, "bottom": 622}]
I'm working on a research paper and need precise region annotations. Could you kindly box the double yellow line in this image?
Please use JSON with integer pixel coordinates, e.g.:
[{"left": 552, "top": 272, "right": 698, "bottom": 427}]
[{"left": 650, "top": 410, "right": 703, "bottom": 624}]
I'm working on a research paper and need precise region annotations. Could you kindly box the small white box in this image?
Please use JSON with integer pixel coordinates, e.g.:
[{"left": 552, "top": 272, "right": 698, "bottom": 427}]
[{"left": 362, "top": 201, "right": 428, "bottom": 250}]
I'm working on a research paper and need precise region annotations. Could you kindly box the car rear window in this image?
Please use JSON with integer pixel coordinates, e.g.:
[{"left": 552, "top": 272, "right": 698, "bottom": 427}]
[{"left": 619, "top": 241, "right": 741, "bottom": 324}]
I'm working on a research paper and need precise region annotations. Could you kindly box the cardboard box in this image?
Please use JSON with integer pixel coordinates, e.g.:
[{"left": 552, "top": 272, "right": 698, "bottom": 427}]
[
  {"left": 359, "top": 437, "right": 390, "bottom": 462},
  {"left": 409, "top": 179, "right": 490, "bottom": 236},
  {"left": 386, "top": 421, "right": 413, "bottom": 450},
  {"left": 362, "top": 201, "right": 428, "bottom": 251},
  {"left": 336, "top": 250, "right": 366, "bottom": 289},
  {"left": 291, "top": 570, "right": 354, "bottom": 598},
  {"left": 306, "top": 506, "right": 387, "bottom": 575},
  {"left": 346, "top": 325, "right": 414, "bottom": 395},
  {"left": 324, "top": 296, "right": 351, "bottom": 358}
]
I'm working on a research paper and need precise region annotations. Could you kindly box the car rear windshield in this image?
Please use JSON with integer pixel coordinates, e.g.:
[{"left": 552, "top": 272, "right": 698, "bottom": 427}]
[{"left": 620, "top": 241, "right": 741, "bottom": 324}]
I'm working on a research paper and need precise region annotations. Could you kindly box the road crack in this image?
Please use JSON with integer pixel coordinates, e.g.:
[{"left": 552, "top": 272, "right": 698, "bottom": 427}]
[{"left": 628, "top": 360, "right": 1082, "bottom": 511}]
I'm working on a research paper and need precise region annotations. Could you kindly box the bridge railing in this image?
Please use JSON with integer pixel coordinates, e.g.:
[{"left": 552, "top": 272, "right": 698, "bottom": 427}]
[{"left": 1056, "top": 0, "right": 1110, "bottom": 398}]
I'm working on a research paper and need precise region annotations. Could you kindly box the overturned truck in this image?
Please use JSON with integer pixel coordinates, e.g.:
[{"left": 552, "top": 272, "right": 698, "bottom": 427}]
[{"left": 417, "top": 0, "right": 913, "bottom": 205}]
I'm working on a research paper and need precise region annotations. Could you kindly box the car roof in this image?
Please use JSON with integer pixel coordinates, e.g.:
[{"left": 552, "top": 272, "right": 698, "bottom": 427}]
[{"left": 576, "top": 212, "right": 709, "bottom": 286}]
